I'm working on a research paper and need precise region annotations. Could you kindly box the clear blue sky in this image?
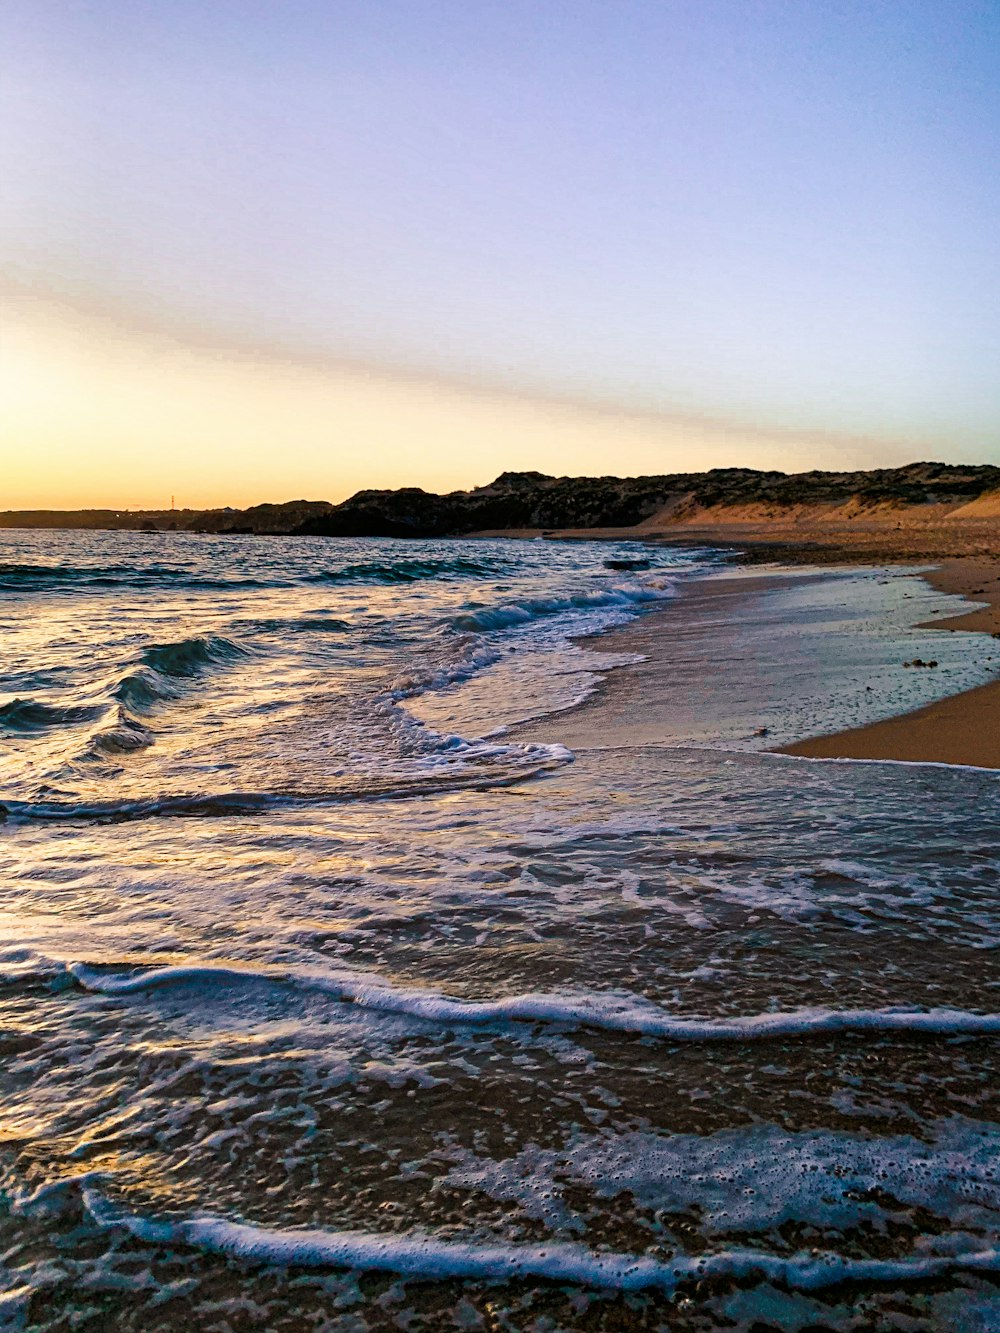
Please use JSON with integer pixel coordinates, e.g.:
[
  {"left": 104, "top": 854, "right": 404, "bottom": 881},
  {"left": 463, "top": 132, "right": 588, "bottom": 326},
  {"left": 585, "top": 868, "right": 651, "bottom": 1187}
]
[{"left": 1, "top": 1, "right": 999, "bottom": 504}]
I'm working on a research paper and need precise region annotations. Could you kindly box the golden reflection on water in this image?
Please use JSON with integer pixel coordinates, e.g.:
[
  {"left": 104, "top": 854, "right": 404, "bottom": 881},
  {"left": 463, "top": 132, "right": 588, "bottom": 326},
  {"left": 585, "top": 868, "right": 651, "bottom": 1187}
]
[{"left": 4, "top": 531, "right": 1000, "bottom": 1329}]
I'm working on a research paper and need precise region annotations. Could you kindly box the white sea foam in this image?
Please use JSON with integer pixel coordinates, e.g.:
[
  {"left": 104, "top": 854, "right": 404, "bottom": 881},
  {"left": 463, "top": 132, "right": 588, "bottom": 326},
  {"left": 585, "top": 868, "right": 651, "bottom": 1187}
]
[
  {"left": 75, "top": 1184, "right": 1000, "bottom": 1293},
  {"left": 384, "top": 639, "right": 504, "bottom": 701},
  {"left": 442, "top": 1117, "right": 1000, "bottom": 1237},
  {"left": 450, "top": 582, "right": 675, "bottom": 634},
  {"left": 774, "top": 752, "right": 1000, "bottom": 776},
  {"left": 67, "top": 963, "right": 1000, "bottom": 1040}
]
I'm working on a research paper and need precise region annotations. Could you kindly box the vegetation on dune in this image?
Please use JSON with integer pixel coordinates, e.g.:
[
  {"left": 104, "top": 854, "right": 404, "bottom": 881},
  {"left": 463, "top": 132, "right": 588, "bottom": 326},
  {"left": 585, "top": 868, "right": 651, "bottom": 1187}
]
[{"left": 3, "top": 462, "right": 999, "bottom": 536}]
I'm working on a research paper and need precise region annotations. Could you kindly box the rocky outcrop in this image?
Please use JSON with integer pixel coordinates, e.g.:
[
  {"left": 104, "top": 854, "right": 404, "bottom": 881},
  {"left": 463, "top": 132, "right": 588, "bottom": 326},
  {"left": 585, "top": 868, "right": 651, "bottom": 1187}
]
[
  {"left": 192, "top": 499, "right": 336, "bottom": 534},
  {"left": 293, "top": 471, "right": 686, "bottom": 537},
  {"left": 3, "top": 462, "right": 999, "bottom": 537},
  {"left": 291, "top": 462, "right": 1000, "bottom": 538}
]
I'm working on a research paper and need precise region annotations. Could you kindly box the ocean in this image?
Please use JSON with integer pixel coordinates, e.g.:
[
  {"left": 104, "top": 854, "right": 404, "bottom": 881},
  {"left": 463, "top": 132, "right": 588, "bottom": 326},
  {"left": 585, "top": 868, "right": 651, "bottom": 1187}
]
[{"left": 1, "top": 529, "right": 999, "bottom": 1331}]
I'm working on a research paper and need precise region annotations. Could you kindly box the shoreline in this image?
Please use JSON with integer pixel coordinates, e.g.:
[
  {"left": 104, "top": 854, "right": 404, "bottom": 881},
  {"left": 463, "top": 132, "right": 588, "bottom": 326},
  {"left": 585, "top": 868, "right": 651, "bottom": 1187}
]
[
  {"left": 778, "top": 556, "right": 1000, "bottom": 768},
  {"left": 514, "top": 550, "right": 1000, "bottom": 771}
]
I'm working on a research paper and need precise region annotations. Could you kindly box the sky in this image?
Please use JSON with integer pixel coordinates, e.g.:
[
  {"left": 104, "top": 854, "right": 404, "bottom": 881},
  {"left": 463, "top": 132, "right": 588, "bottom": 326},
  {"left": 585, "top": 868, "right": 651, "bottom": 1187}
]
[{"left": 1, "top": 0, "right": 998, "bottom": 509}]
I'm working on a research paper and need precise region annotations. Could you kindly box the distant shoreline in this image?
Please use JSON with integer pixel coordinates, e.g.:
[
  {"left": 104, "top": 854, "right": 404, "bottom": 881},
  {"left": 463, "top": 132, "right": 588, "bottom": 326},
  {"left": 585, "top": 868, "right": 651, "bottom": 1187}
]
[{"left": 5, "top": 460, "right": 1000, "bottom": 539}]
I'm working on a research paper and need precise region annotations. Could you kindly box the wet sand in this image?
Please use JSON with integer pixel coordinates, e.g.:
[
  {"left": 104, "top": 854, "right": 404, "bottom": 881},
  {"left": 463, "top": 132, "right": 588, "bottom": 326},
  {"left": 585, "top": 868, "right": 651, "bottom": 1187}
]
[
  {"left": 516, "top": 557, "right": 1000, "bottom": 770},
  {"left": 781, "top": 557, "right": 1000, "bottom": 768},
  {"left": 486, "top": 501, "right": 1000, "bottom": 768}
]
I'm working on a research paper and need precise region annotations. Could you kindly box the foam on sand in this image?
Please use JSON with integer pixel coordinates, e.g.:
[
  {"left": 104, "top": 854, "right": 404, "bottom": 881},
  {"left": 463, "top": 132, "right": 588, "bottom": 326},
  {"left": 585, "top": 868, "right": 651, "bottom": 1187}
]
[
  {"left": 67, "top": 962, "right": 1000, "bottom": 1040},
  {"left": 441, "top": 1115, "right": 1000, "bottom": 1237},
  {"left": 75, "top": 1184, "right": 1000, "bottom": 1293}
]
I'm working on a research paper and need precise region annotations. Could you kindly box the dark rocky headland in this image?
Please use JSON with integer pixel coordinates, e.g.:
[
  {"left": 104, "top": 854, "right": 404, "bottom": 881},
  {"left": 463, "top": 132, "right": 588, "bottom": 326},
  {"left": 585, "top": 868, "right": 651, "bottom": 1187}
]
[{"left": 4, "top": 462, "right": 1000, "bottom": 540}]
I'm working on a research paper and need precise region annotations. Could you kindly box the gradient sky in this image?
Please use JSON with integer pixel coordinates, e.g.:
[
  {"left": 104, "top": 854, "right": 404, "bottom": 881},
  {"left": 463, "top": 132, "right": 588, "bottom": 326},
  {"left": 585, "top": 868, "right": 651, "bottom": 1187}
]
[{"left": 2, "top": 0, "right": 999, "bottom": 508}]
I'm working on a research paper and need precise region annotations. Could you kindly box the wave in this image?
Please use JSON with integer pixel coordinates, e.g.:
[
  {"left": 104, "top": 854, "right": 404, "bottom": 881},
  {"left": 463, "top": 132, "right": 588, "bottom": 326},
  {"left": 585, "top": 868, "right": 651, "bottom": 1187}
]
[
  {"left": 0, "top": 949, "right": 65, "bottom": 988},
  {"left": 373, "top": 577, "right": 673, "bottom": 724},
  {"left": 451, "top": 583, "right": 674, "bottom": 633},
  {"left": 0, "top": 640, "right": 239, "bottom": 745},
  {"left": 0, "top": 697, "right": 104, "bottom": 731},
  {"left": 0, "top": 561, "right": 276, "bottom": 593},
  {"left": 0, "top": 745, "right": 571, "bottom": 822},
  {"left": 88, "top": 711, "right": 156, "bottom": 755},
  {"left": 112, "top": 670, "right": 182, "bottom": 713},
  {"left": 111, "top": 636, "right": 248, "bottom": 715},
  {"left": 140, "top": 635, "right": 248, "bottom": 679},
  {"left": 0, "top": 557, "right": 505, "bottom": 594},
  {"left": 68, "top": 1184, "right": 1000, "bottom": 1294},
  {"left": 308, "top": 557, "right": 504, "bottom": 585},
  {"left": 65, "top": 962, "right": 1000, "bottom": 1041},
  {"left": 385, "top": 641, "right": 504, "bottom": 701},
  {"left": 22, "top": 635, "right": 253, "bottom": 758},
  {"left": 242, "top": 616, "right": 350, "bottom": 635}
]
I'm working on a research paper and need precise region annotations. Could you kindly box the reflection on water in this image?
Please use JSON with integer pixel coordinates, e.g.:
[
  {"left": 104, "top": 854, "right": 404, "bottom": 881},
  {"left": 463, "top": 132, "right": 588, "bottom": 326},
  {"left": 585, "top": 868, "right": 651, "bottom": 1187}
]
[
  {"left": 0, "top": 530, "right": 696, "bottom": 814},
  {"left": 1, "top": 530, "right": 999, "bottom": 1330}
]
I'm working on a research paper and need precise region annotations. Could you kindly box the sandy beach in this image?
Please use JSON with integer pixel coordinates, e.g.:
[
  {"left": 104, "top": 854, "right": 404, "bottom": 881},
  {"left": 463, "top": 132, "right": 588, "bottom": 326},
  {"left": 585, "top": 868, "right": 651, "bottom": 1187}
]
[
  {"left": 781, "top": 556, "right": 1000, "bottom": 768},
  {"left": 510, "top": 522, "right": 1000, "bottom": 768}
]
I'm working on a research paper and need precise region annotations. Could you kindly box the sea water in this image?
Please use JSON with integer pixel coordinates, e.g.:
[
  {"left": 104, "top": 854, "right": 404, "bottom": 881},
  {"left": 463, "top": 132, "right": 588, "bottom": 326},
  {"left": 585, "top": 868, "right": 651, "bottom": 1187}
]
[{"left": 1, "top": 529, "right": 999, "bottom": 1331}]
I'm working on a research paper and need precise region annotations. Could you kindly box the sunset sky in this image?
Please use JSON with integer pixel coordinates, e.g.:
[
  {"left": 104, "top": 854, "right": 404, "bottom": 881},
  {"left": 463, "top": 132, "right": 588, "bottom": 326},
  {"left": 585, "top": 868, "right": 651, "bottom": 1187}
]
[{"left": 2, "top": 0, "right": 998, "bottom": 509}]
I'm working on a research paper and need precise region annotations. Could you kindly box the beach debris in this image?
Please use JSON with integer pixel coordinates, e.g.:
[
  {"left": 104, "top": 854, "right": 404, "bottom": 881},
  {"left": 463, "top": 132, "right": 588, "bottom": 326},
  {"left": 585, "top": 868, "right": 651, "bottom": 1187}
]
[
  {"left": 904, "top": 659, "right": 938, "bottom": 669},
  {"left": 753, "top": 726, "right": 769, "bottom": 736}
]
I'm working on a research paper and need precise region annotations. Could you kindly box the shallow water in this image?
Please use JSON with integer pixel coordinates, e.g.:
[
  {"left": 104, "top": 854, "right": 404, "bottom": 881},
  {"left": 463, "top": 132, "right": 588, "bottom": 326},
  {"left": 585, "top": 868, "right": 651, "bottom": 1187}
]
[
  {"left": 1, "top": 530, "right": 999, "bottom": 1330},
  {"left": 0, "top": 530, "right": 699, "bottom": 818}
]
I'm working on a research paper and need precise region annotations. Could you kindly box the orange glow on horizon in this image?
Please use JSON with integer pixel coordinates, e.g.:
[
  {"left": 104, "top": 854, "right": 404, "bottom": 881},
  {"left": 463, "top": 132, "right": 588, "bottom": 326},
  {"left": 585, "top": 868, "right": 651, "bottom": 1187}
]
[{"left": 1, "top": 294, "right": 920, "bottom": 511}]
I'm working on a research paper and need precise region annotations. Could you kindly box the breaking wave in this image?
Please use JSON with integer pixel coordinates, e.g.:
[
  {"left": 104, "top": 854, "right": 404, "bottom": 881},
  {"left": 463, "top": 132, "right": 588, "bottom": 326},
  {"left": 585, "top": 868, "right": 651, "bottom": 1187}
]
[
  {"left": 385, "top": 639, "right": 504, "bottom": 700},
  {"left": 452, "top": 582, "right": 674, "bottom": 632}
]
